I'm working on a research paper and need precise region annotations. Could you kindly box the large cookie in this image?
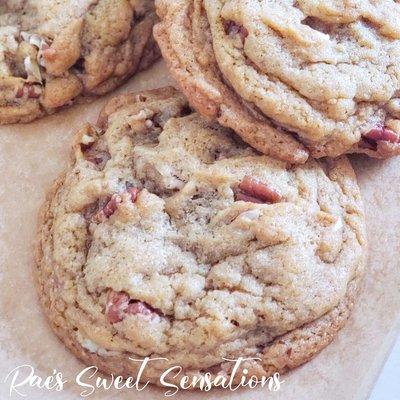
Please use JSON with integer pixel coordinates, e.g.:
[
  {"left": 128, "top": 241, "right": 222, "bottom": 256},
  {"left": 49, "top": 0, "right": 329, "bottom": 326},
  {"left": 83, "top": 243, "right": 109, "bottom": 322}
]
[
  {"left": 154, "top": 0, "right": 400, "bottom": 161},
  {"left": 0, "top": 0, "right": 159, "bottom": 124},
  {"left": 36, "top": 87, "right": 366, "bottom": 385}
]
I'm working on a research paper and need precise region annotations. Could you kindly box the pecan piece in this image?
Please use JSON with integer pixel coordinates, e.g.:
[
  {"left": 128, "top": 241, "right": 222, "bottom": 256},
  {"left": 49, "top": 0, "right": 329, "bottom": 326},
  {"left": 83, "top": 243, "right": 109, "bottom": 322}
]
[
  {"left": 126, "top": 302, "right": 155, "bottom": 318},
  {"left": 235, "top": 176, "right": 282, "bottom": 204},
  {"left": 81, "top": 142, "right": 110, "bottom": 169},
  {"left": 15, "top": 83, "right": 42, "bottom": 99},
  {"left": 88, "top": 151, "right": 110, "bottom": 168},
  {"left": 106, "top": 291, "right": 158, "bottom": 323},
  {"left": 92, "top": 188, "right": 140, "bottom": 222},
  {"left": 15, "top": 87, "right": 24, "bottom": 99},
  {"left": 106, "top": 291, "right": 129, "bottom": 323},
  {"left": 223, "top": 20, "right": 249, "bottom": 44},
  {"left": 364, "top": 126, "right": 399, "bottom": 144},
  {"left": 127, "top": 187, "right": 139, "bottom": 203},
  {"left": 93, "top": 194, "right": 122, "bottom": 222},
  {"left": 27, "top": 85, "right": 41, "bottom": 98},
  {"left": 102, "top": 194, "right": 123, "bottom": 218}
]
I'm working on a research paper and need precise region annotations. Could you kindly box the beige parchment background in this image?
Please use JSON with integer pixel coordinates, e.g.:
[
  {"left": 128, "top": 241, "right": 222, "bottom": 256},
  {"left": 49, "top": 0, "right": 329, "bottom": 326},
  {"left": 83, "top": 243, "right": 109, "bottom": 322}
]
[{"left": 0, "top": 62, "right": 399, "bottom": 400}]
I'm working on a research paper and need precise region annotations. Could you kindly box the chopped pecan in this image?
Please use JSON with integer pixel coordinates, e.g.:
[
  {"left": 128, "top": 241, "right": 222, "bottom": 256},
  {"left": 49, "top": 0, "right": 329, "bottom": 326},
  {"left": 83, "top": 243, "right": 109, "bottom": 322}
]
[
  {"left": 15, "top": 83, "right": 42, "bottom": 99},
  {"left": 27, "top": 85, "right": 41, "bottom": 98},
  {"left": 235, "top": 176, "right": 282, "bottom": 204},
  {"left": 223, "top": 20, "right": 249, "bottom": 44},
  {"left": 92, "top": 187, "right": 140, "bottom": 222},
  {"left": 235, "top": 191, "right": 265, "bottom": 204},
  {"left": 106, "top": 291, "right": 158, "bottom": 323},
  {"left": 86, "top": 151, "right": 110, "bottom": 168},
  {"left": 83, "top": 201, "right": 102, "bottom": 221},
  {"left": 15, "top": 87, "right": 24, "bottom": 98},
  {"left": 106, "top": 291, "right": 129, "bottom": 323},
  {"left": 127, "top": 187, "right": 139, "bottom": 203},
  {"left": 126, "top": 302, "right": 156, "bottom": 317},
  {"left": 81, "top": 142, "right": 110, "bottom": 169},
  {"left": 102, "top": 194, "right": 123, "bottom": 218},
  {"left": 93, "top": 194, "right": 122, "bottom": 222},
  {"left": 364, "top": 126, "right": 399, "bottom": 144}
]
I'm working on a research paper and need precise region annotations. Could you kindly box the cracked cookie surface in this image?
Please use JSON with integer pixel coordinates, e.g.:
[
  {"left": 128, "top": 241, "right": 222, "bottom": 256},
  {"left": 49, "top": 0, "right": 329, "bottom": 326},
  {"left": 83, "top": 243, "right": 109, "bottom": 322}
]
[
  {"left": 0, "top": 0, "right": 159, "bottom": 124},
  {"left": 36, "top": 87, "right": 366, "bottom": 384},
  {"left": 155, "top": 0, "right": 400, "bottom": 161}
]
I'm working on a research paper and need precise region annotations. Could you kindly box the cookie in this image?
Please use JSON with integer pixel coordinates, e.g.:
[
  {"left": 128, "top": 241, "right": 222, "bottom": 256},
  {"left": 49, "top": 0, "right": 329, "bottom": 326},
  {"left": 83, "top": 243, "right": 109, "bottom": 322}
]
[
  {"left": 36, "top": 87, "right": 366, "bottom": 385},
  {"left": 0, "top": 0, "right": 159, "bottom": 124},
  {"left": 154, "top": 0, "right": 400, "bottom": 161}
]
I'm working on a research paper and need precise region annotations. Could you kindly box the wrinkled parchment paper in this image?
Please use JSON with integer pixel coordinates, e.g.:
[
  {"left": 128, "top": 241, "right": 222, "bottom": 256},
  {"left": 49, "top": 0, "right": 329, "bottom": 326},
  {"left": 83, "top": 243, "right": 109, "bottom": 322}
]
[{"left": 0, "top": 62, "right": 399, "bottom": 400}]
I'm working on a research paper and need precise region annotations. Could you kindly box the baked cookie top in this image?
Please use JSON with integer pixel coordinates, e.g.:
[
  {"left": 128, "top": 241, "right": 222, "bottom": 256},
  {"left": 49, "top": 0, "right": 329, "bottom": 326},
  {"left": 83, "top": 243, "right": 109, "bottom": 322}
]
[
  {"left": 155, "top": 0, "right": 400, "bottom": 161},
  {"left": 36, "top": 87, "right": 366, "bottom": 382},
  {"left": 0, "top": 0, "right": 159, "bottom": 124}
]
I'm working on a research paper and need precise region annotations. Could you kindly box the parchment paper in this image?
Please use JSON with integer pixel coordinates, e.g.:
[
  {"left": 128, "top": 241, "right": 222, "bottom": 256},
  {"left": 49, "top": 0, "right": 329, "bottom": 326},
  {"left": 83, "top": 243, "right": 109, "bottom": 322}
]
[{"left": 0, "top": 61, "right": 399, "bottom": 400}]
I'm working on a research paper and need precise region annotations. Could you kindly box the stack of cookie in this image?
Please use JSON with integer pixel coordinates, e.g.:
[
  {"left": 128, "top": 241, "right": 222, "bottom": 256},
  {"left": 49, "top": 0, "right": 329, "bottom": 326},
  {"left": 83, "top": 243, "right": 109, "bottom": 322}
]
[
  {"left": 3, "top": 0, "right": 400, "bottom": 388},
  {"left": 155, "top": 0, "right": 400, "bottom": 161}
]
